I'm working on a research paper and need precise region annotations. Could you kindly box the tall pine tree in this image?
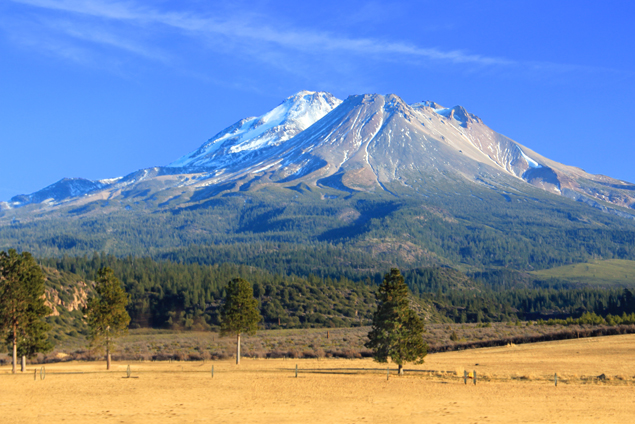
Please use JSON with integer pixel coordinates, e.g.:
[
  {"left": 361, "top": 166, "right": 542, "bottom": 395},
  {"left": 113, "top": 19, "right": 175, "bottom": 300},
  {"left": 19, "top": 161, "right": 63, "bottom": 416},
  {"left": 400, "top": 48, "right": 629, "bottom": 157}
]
[
  {"left": 86, "top": 267, "right": 130, "bottom": 370},
  {"left": 366, "top": 268, "right": 427, "bottom": 375},
  {"left": 0, "top": 249, "right": 52, "bottom": 374},
  {"left": 220, "top": 278, "right": 261, "bottom": 365}
]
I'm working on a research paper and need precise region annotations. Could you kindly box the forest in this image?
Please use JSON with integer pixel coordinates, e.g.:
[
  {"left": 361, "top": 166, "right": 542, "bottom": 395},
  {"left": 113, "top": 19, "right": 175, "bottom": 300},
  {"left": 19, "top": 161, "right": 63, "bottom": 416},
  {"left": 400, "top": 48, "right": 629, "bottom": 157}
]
[{"left": 38, "top": 253, "right": 635, "bottom": 345}]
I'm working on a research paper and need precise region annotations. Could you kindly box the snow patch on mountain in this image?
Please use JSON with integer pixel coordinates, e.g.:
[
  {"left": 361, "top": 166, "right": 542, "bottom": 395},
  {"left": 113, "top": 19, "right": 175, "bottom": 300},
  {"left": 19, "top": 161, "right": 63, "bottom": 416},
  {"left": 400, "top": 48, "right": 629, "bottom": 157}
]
[
  {"left": 433, "top": 107, "right": 452, "bottom": 117},
  {"left": 520, "top": 149, "right": 541, "bottom": 168},
  {"left": 98, "top": 177, "right": 123, "bottom": 185},
  {"left": 169, "top": 91, "right": 342, "bottom": 169},
  {"left": 9, "top": 178, "right": 105, "bottom": 206}
]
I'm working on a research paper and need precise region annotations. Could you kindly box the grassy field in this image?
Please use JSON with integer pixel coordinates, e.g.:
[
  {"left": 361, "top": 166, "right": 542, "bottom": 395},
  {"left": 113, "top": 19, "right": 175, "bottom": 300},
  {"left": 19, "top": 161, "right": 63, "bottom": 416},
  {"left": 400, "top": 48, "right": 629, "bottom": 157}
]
[
  {"left": 531, "top": 259, "right": 635, "bottom": 287},
  {"left": 2, "top": 334, "right": 635, "bottom": 423}
]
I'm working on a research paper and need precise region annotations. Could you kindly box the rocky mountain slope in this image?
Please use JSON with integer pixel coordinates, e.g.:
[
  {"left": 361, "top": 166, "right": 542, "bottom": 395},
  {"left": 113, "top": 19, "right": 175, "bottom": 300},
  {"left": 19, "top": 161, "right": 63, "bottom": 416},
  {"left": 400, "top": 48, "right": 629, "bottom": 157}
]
[{"left": 3, "top": 91, "right": 633, "bottom": 215}]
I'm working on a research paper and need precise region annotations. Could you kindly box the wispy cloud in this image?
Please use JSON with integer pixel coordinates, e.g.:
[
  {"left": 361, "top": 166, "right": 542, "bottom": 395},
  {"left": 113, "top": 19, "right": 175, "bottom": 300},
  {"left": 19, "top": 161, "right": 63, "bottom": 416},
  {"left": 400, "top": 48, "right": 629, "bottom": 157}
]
[
  {"left": 5, "top": 0, "right": 513, "bottom": 66},
  {"left": 4, "top": 0, "right": 622, "bottom": 82},
  {"left": 45, "top": 18, "right": 170, "bottom": 61}
]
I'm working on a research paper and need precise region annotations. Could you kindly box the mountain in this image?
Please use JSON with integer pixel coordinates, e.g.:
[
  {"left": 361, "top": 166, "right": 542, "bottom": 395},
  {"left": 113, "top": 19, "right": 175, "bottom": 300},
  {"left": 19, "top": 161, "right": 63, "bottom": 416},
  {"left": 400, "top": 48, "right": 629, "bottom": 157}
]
[
  {"left": 4, "top": 91, "right": 634, "bottom": 213},
  {"left": 2, "top": 91, "right": 635, "bottom": 278}
]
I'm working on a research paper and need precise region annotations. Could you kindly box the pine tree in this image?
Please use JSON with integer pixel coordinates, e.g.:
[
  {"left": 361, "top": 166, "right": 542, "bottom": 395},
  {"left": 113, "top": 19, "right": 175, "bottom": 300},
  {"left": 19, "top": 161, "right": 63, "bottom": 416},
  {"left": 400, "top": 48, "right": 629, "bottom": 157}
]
[
  {"left": 86, "top": 267, "right": 130, "bottom": 370},
  {"left": 220, "top": 278, "right": 261, "bottom": 365},
  {"left": 0, "top": 249, "right": 52, "bottom": 374},
  {"left": 16, "top": 310, "right": 54, "bottom": 369},
  {"left": 365, "top": 268, "right": 427, "bottom": 375}
]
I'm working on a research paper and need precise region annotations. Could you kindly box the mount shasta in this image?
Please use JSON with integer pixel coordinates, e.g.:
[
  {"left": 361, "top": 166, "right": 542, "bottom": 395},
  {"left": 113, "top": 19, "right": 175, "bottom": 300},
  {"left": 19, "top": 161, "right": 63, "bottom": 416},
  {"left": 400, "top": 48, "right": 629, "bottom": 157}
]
[
  {"left": 2, "top": 91, "right": 635, "bottom": 275},
  {"left": 5, "top": 90, "right": 634, "bottom": 212}
]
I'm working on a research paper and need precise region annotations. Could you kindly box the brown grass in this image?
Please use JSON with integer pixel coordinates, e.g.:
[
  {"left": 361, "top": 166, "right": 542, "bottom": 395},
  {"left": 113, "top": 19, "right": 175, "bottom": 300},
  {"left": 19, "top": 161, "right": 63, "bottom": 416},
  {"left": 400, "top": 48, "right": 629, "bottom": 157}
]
[
  {"left": 7, "top": 322, "right": 630, "bottom": 366},
  {"left": 2, "top": 334, "right": 635, "bottom": 423}
]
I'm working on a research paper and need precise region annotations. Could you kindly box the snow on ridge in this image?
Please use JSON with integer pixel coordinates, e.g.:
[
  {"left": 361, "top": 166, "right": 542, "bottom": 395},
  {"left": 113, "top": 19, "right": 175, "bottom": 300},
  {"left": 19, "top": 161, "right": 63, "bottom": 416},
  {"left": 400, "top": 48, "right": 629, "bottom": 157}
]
[
  {"left": 99, "top": 176, "right": 123, "bottom": 185},
  {"left": 413, "top": 100, "right": 445, "bottom": 109},
  {"left": 519, "top": 149, "right": 541, "bottom": 168},
  {"left": 169, "top": 91, "right": 342, "bottom": 169}
]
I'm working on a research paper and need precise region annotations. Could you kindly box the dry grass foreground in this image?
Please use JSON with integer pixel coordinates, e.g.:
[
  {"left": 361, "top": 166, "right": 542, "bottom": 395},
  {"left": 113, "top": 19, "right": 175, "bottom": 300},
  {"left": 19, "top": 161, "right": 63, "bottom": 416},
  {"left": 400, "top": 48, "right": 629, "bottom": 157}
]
[{"left": 3, "top": 334, "right": 635, "bottom": 423}]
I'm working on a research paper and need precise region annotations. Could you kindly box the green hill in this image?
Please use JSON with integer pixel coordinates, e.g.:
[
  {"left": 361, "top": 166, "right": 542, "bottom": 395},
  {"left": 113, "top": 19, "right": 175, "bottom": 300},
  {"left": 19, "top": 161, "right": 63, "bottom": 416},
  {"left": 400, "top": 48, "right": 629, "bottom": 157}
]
[{"left": 531, "top": 259, "right": 635, "bottom": 287}]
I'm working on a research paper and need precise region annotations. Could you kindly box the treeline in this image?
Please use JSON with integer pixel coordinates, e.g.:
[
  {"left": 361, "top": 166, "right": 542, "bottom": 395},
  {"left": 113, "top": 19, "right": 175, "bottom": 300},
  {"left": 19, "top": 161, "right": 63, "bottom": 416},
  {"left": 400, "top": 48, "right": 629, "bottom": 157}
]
[
  {"left": 156, "top": 243, "right": 391, "bottom": 282},
  {"left": 433, "top": 287, "right": 635, "bottom": 323},
  {"left": 536, "top": 311, "right": 635, "bottom": 326},
  {"left": 41, "top": 254, "right": 380, "bottom": 332},
  {"left": 40, "top": 253, "right": 635, "bottom": 335}
]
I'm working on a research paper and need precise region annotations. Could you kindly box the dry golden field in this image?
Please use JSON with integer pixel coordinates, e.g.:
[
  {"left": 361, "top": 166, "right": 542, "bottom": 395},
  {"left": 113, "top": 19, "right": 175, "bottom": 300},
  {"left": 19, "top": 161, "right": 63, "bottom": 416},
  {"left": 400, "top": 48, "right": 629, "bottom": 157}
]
[{"left": 3, "top": 334, "right": 635, "bottom": 423}]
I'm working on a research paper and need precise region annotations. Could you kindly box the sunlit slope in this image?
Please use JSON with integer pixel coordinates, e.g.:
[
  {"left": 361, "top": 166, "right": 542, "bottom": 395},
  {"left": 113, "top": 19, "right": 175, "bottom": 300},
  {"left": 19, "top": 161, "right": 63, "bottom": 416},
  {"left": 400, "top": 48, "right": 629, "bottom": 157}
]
[{"left": 531, "top": 259, "right": 635, "bottom": 287}]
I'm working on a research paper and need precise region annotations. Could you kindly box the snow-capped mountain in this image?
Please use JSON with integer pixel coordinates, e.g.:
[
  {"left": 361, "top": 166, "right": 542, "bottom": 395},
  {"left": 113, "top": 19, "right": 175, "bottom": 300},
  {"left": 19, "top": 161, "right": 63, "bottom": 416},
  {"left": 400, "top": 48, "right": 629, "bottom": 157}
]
[
  {"left": 3, "top": 90, "right": 635, "bottom": 216},
  {"left": 8, "top": 178, "right": 107, "bottom": 205},
  {"left": 169, "top": 91, "right": 341, "bottom": 169}
]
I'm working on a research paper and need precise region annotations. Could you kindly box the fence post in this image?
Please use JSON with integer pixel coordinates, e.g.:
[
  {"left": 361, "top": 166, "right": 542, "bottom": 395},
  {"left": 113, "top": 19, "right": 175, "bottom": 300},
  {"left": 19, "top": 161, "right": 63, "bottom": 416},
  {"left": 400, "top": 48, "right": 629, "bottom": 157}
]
[
  {"left": 464, "top": 370, "right": 467, "bottom": 384},
  {"left": 473, "top": 370, "right": 477, "bottom": 385},
  {"left": 211, "top": 365, "right": 214, "bottom": 378},
  {"left": 34, "top": 369, "right": 37, "bottom": 381},
  {"left": 295, "top": 364, "right": 298, "bottom": 378},
  {"left": 387, "top": 367, "right": 390, "bottom": 380},
  {"left": 126, "top": 365, "right": 131, "bottom": 378},
  {"left": 555, "top": 373, "right": 558, "bottom": 386}
]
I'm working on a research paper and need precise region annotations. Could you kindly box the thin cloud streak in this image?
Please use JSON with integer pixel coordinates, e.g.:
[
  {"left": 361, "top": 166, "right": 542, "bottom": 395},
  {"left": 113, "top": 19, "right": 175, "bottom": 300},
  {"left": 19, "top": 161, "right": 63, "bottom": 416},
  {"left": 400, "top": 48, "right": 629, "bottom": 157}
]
[
  {"left": 40, "top": 18, "right": 170, "bottom": 62},
  {"left": 7, "top": 0, "right": 623, "bottom": 79},
  {"left": 9, "top": 0, "right": 516, "bottom": 67}
]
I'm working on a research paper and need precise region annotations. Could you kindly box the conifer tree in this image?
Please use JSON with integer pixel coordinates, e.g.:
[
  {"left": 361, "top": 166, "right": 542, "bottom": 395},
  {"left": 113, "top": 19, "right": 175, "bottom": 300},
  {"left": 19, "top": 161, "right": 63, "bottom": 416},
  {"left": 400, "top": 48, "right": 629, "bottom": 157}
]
[
  {"left": 365, "top": 268, "right": 427, "bottom": 375},
  {"left": 86, "top": 267, "right": 130, "bottom": 370},
  {"left": 16, "top": 309, "right": 54, "bottom": 370},
  {"left": 220, "top": 278, "right": 261, "bottom": 365},
  {"left": 0, "top": 249, "right": 52, "bottom": 374}
]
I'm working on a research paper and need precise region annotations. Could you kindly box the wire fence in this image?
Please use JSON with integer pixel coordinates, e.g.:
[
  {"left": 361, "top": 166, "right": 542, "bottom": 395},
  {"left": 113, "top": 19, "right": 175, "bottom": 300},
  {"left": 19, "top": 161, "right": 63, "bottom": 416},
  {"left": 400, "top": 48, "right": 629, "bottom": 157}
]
[{"left": 3, "top": 363, "right": 634, "bottom": 386}]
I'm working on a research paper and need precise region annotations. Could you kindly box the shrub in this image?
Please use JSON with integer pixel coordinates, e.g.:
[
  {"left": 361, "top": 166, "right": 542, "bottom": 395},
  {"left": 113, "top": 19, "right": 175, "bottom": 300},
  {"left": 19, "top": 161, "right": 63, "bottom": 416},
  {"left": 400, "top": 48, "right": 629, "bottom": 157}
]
[{"left": 188, "top": 352, "right": 203, "bottom": 361}]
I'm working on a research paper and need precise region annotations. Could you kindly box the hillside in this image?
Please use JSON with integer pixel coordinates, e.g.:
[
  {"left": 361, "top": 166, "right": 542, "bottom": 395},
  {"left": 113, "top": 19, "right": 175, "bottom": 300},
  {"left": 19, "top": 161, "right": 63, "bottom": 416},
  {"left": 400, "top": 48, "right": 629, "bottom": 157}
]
[
  {"left": 4, "top": 180, "right": 635, "bottom": 280},
  {"left": 531, "top": 259, "right": 635, "bottom": 288},
  {"left": 40, "top": 267, "right": 93, "bottom": 343}
]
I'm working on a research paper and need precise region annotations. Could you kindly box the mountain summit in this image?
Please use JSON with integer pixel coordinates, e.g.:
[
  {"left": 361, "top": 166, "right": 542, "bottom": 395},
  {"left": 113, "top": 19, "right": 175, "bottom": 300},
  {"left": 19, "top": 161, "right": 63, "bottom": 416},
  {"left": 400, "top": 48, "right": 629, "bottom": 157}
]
[{"left": 169, "top": 91, "right": 341, "bottom": 169}]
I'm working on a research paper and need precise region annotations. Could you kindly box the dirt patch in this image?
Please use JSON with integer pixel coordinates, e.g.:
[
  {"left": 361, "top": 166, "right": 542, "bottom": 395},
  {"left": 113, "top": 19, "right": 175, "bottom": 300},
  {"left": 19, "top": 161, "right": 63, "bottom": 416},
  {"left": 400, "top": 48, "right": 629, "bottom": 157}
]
[
  {"left": 337, "top": 208, "right": 361, "bottom": 224},
  {"left": 355, "top": 238, "right": 431, "bottom": 263}
]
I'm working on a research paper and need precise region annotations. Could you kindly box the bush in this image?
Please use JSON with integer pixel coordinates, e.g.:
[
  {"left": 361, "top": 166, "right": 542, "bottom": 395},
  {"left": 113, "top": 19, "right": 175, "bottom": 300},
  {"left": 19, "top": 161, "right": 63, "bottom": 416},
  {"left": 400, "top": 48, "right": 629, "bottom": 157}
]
[{"left": 188, "top": 352, "right": 203, "bottom": 361}]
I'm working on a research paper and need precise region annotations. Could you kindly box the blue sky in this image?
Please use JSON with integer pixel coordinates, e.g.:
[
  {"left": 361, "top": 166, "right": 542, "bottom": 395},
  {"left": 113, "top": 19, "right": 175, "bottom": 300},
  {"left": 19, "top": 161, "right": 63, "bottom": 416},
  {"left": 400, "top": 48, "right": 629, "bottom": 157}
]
[{"left": 1, "top": 0, "right": 634, "bottom": 200}]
